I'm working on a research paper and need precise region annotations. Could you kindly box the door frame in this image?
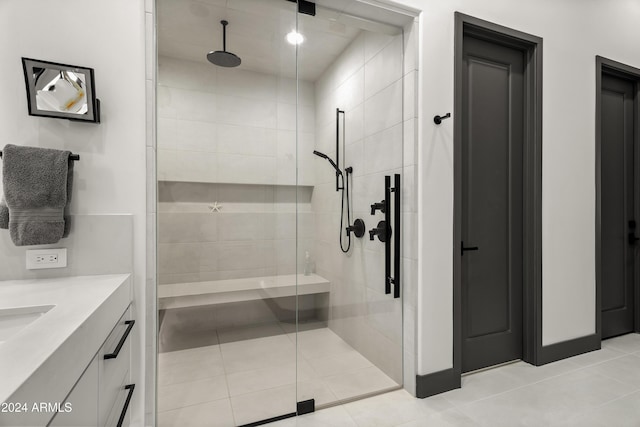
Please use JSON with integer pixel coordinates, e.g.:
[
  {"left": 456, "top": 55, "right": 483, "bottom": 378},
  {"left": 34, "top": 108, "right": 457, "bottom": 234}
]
[
  {"left": 595, "top": 56, "right": 640, "bottom": 338},
  {"left": 453, "top": 13, "right": 543, "bottom": 375}
]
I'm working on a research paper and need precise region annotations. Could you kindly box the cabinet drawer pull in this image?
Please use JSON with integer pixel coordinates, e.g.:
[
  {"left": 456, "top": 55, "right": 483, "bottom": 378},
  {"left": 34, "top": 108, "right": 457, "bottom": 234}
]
[
  {"left": 104, "top": 320, "right": 135, "bottom": 360},
  {"left": 117, "top": 384, "right": 135, "bottom": 427}
]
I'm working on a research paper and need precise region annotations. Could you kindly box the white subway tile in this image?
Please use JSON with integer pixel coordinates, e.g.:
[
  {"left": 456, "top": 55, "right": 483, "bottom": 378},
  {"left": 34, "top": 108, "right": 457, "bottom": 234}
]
[
  {"left": 363, "top": 79, "right": 403, "bottom": 136},
  {"left": 216, "top": 68, "right": 277, "bottom": 101},
  {"left": 363, "top": 123, "right": 403, "bottom": 174},
  {"left": 276, "top": 130, "right": 296, "bottom": 185},
  {"left": 158, "top": 212, "right": 218, "bottom": 243},
  {"left": 198, "top": 242, "right": 219, "bottom": 272},
  {"left": 217, "top": 213, "right": 269, "bottom": 241},
  {"left": 345, "top": 139, "right": 364, "bottom": 177},
  {"left": 217, "top": 124, "right": 276, "bottom": 156},
  {"left": 364, "top": 31, "right": 395, "bottom": 63},
  {"left": 336, "top": 68, "right": 364, "bottom": 112},
  {"left": 217, "top": 154, "right": 276, "bottom": 185},
  {"left": 216, "top": 95, "right": 277, "bottom": 129},
  {"left": 157, "top": 86, "right": 177, "bottom": 119},
  {"left": 158, "top": 56, "right": 216, "bottom": 92},
  {"left": 364, "top": 35, "right": 403, "bottom": 99},
  {"left": 158, "top": 243, "right": 201, "bottom": 274},
  {"left": 345, "top": 103, "right": 364, "bottom": 146},
  {"left": 157, "top": 149, "right": 218, "bottom": 182},
  {"left": 157, "top": 118, "right": 218, "bottom": 152}
]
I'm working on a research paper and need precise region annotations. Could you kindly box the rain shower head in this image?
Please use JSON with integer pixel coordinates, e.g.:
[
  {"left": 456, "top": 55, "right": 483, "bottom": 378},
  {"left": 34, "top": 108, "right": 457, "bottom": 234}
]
[
  {"left": 313, "top": 150, "right": 342, "bottom": 175},
  {"left": 207, "top": 20, "right": 241, "bottom": 68}
]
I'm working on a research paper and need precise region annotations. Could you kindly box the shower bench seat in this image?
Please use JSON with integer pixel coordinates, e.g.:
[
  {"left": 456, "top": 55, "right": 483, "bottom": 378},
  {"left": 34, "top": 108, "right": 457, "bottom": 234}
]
[{"left": 157, "top": 273, "right": 330, "bottom": 310}]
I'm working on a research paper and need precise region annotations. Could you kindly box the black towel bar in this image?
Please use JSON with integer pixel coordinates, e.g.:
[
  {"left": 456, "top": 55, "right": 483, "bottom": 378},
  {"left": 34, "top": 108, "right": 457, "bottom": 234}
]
[{"left": 0, "top": 151, "right": 80, "bottom": 161}]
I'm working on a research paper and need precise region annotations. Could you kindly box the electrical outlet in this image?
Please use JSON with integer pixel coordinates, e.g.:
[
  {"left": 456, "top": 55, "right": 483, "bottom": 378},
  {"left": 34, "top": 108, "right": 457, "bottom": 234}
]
[{"left": 26, "top": 248, "right": 67, "bottom": 270}]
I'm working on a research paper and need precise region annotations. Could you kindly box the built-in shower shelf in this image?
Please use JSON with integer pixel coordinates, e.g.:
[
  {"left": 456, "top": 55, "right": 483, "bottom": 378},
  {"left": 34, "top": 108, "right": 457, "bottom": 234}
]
[{"left": 158, "top": 274, "right": 329, "bottom": 310}]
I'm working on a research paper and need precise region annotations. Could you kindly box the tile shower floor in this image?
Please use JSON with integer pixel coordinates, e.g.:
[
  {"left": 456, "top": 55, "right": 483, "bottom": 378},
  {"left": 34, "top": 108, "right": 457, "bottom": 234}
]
[
  {"left": 267, "top": 333, "right": 640, "bottom": 427},
  {"left": 157, "top": 322, "right": 399, "bottom": 426}
]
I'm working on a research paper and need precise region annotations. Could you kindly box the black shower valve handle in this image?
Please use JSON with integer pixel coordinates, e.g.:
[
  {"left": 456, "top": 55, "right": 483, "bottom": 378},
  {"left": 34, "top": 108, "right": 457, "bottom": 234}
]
[
  {"left": 371, "top": 200, "right": 385, "bottom": 215},
  {"left": 369, "top": 220, "right": 389, "bottom": 242},
  {"left": 346, "top": 218, "right": 366, "bottom": 238}
]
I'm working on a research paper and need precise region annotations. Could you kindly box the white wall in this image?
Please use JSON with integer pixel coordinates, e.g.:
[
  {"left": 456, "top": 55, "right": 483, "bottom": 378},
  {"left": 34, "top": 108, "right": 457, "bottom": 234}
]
[
  {"left": 391, "top": 0, "right": 640, "bottom": 375},
  {"left": 0, "top": 0, "right": 148, "bottom": 424}
]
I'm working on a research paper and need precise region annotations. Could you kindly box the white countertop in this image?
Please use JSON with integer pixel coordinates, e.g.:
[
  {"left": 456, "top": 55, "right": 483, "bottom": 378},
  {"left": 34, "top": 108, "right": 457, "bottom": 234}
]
[{"left": 0, "top": 274, "right": 131, "bottom": 422}]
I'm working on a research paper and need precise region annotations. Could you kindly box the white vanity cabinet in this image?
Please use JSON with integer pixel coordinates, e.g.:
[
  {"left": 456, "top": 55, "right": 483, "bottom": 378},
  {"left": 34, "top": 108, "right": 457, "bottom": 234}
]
[
  {"left": 48, "top": 308, "right": 134, "bottom": 427},
  {"left": 48, "top": 358, "right": 99, "bottom": 427},
  {"left": 0, "top": 275, "right": 132, "bottom": 427}
]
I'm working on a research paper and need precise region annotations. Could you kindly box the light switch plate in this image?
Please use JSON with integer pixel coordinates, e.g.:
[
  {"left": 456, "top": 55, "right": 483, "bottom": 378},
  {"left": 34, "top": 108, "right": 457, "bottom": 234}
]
[{"left": 26, "top": 248, "right": 67, "bottom": 270}]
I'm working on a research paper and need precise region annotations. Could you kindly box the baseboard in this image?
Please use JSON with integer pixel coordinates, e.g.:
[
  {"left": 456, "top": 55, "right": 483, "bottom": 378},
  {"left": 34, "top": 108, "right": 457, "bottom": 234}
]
[
  {"left": 415, "top": 367, "right": 461, "bottom": 398},
  {"left": 536, "top": 333, "right": 600, "bottom": 365}
]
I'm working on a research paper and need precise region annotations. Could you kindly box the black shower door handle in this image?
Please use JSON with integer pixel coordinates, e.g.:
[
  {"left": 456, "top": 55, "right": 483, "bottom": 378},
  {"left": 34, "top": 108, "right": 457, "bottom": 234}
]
[
  {"left": 384, "top": 174, "right": 401, "bottom": 299},
  {"left": 385, "top": 176, "right": 391, "bottom": 295}
]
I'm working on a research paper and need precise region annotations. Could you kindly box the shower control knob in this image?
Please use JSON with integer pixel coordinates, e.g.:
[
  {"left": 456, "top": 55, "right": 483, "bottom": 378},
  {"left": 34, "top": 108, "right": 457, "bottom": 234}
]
[
  {"left": 370, "top": 201, "right": 385, "bottom": 215},
  {"left": 369, "top": 221, "right": 390, "bottom": 242},
  {"left": 346, "top": 219, "right": 366, "bottom": 238}
]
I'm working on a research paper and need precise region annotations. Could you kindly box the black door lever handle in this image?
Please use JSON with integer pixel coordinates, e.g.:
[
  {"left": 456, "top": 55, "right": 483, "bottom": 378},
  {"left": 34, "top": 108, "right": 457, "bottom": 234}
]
[
  {"left": 461, "top": 241, "right": 479, "bottom": 255},
  {"left": 628, "top": 233, "right": 639, "bottom": 245}
]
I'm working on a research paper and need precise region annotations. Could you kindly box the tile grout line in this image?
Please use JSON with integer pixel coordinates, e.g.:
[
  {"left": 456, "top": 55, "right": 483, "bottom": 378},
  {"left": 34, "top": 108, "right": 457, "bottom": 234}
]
[
  {"left": 213, "top": 328, "right": 240, "bottom": 427},
  {"left": 562, "top": 388, "right": 640, "bottom": 425},
  {"left": 450, "top": 362, "right": 637, "bottom": 424},
  {"left": 442, "top": 361, "right": 592, "bottom": 409},
  {"left": 156, "top": 394, "right": 232, "bottom": 416}
]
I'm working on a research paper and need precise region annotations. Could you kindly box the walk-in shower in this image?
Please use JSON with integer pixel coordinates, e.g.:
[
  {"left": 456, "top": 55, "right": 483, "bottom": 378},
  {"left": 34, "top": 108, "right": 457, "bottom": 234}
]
[{"left": 156, "top": 0, "right": 413, "bottom": 425}]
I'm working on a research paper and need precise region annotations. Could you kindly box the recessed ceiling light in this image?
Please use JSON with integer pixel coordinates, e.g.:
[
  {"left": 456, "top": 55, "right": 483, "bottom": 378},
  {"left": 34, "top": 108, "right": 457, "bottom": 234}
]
[{"left": 286, "top": 30, "right": 304, "bottom": 45}]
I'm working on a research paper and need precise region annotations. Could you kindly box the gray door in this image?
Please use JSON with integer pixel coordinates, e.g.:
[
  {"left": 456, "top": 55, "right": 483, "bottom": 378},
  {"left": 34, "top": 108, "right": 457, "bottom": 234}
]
[
  {"left": 601, "top": 72, "right": 636, "bottom": 339},
  {"left": 461, "top": 35, "right": 524, "bottom": 373}
]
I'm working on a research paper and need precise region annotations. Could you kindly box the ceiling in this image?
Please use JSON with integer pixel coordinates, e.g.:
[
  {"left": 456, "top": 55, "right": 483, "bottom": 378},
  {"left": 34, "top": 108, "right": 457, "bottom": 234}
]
[{"left": 157, "top": 0, "right": 412, "bottom": 81}]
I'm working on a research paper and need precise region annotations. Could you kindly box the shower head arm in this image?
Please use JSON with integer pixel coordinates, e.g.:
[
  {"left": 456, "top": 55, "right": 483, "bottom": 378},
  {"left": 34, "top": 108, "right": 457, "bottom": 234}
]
[{"left": 221, "top": 20, "right": 228, "bottom": 51}]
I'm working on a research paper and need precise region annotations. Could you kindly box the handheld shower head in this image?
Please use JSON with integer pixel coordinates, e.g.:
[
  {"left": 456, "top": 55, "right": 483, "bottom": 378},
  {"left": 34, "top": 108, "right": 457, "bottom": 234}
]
[
  {"left": 312, "top": 150, "right": 328, "bottom": 160},
  {"left": 313, "top": 150, "right": 342, "bottom": 175}
]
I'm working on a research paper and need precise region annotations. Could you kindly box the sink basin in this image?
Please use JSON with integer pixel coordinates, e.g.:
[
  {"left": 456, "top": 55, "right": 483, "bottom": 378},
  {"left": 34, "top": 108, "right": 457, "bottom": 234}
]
[{"left": 0, "top": 305, "right": 54, "bottom": 344}]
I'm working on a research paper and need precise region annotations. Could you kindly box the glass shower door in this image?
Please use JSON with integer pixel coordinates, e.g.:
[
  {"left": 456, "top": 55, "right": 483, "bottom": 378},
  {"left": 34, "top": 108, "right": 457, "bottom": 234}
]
[
  {"left": 155, "top": 0, "right": 301, "bottom": 425},
  {"left": 294, "top": 2, "right": 405, "bottom": 411}
]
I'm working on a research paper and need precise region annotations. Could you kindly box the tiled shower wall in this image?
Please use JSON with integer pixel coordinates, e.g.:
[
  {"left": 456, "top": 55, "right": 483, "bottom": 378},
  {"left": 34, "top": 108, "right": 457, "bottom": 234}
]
[
  {"left": 156, "top": 56, "right": 316, "bottom": 284},
  {"left": 157, "top": 55, "right": 315, "bottom": 186},
  {"left": 312, "top": 27, "right": 417, "bottom": 387},
  {"left": 157, "top": 182, "right": 314, "bottom": 284}
]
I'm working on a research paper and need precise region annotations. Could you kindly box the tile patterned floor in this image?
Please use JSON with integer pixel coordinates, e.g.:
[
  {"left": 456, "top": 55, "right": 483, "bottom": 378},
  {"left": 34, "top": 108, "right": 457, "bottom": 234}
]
[
  {"left": 157, "top": 323, "right": 399, "bottom": 426},
  {"left": 268, "top": 333, "right": 640, "bottom": 427}
]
